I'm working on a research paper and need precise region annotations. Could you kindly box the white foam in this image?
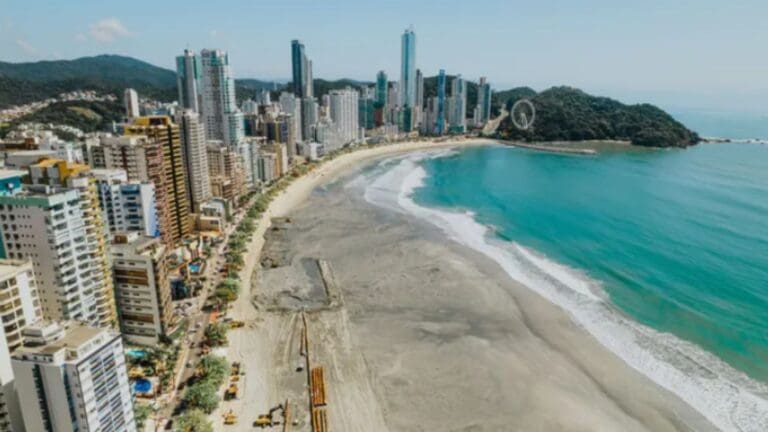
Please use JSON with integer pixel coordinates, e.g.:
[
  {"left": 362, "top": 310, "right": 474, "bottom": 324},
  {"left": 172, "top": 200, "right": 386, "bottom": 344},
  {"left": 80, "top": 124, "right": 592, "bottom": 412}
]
[{"left": 362, "top": 152, "right": 768, "bottom": 432}]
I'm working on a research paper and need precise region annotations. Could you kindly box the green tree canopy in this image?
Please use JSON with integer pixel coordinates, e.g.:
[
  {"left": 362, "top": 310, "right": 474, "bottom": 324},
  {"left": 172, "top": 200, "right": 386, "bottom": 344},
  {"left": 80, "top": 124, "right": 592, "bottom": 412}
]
[
  {"left": 198, "top": 355, "right": 230, "bottom": 387},
  {"left": 183, "top": 381, "right": 219, "bottom": 414},
  {"left": 204, "top": 322, "right": 229, "bottom": 347},
  {"left": 173, "top": 409, "right": 213, "bottom": 432}
]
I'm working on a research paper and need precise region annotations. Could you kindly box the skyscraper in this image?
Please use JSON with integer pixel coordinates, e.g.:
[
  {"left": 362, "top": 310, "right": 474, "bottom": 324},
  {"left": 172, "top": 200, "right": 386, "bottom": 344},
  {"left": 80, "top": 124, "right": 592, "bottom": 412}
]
[
  {"left": 415, "top": 69, "right": 424, "bottom": 109},
  {"left": 477, "top": 76, "right": 492, "bottom": 125},
  {"left": 375, "top": 71, "right": 388, "bottom": 107},
  {"left": 329, "top": 88, "right": 360, "bottom": 146},
  {"left": 177, "top": 110, "right": 212, "bottom": 212},
  {"left": 124, "top": 116, "right": 192, "bottom": 246},
  {"left": 399, "top": 27, "right": 417, "bottom": 108},
  {"left": 291, "top": 40, "right": 313, "bottom": 98},
  {"left": 436, "top": 69, "right": 447, "bottom": 135},
  {"left": 124, "top": 88, "right": 139, "bottom": 118},
  {"left": 176, "top": 49, "right": 202, "bottom": 112},
  {"left": 200, "top": 49, "right": 242, "bottom": 146},
  {"left": 451, "top": 75, "right": 467, "bottom": 132},
  {"left": 0, "top": 182, "right": 113, "bottom": 327},
  {"left": 302, "top": 97, "right": 319, "bottom": 141},
  {"left": 279, "top": 92, "right": 303, "bottom": 152},
  {"left": 27, "top": 160, "right": 117, "bottom": 328}
]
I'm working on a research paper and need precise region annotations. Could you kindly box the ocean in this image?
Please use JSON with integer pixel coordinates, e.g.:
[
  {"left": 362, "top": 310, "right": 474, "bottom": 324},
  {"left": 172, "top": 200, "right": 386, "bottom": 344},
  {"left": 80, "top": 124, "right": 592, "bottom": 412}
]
[{"left": 363, "top": 142, "right": 768, "bottom": 432}]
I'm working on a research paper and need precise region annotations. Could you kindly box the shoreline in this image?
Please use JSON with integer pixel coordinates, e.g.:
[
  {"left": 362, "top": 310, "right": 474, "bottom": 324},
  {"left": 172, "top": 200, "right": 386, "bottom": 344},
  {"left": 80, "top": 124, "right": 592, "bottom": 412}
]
[{"left": 222, "top": 139, "right": 726, "bottom": 431}]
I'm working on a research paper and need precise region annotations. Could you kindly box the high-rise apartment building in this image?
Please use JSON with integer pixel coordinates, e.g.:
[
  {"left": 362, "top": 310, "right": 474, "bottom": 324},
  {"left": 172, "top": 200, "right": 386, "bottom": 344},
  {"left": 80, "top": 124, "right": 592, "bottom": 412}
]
[
  {"left": 477, "top": 77, "right": 492, "bottom": 125},
  {"left": 93, "top": 169, "right": 158, "bottom": 237},
  {"left": 207, "top": 144, "right": 246, "bottom": 205},
  {"left": 375, "top": 71, "right": 388, "bottom": 108},
  {"left": 450, "top": 75, "right": 467, "bottom": 132},
  {"left": 200, "top": 49, "right": 243, "bottom": 146},
  {"left": 176, "top": 110, "right": 211, "bottom": 212},
  {"left": 329, "top": 88, "right": 360, "bottom": 145},
  {"left": 101, "top": 136, "right": 174, "bottom": 247},
  {"left": 12, "top": 321, "right": 135, "bottom": 432},
  {"left": 291, "top": 40, "right": 313, "bottom": 98},
  {"left": 176, "top": 49, "right": 202, "bottom": 112},
  {"left": 301, "top": 97, "right": 319, "bottom": 141},
  {"left": 436, "top": 69, "right": 447, "bottom": 135},
  {"left": 111, "top": 232, "right": 172, "bottom": 345},
  {"left": 399, "top": 27, "right": 417, "bottom": 108},
  {"left": 0, "top": 183, "right": 106, "bottom": 327},
  {"left": 0, "top": 259, "right": 40, "bottom": 432},
  {"left": 123, "top": 117, "right": 192, "bottom": 246},
  {"left": 279, "top": 93, "right": 303, "bottom": 154},
  {"left": 123, "top": 88, "right": 139, "bottom": 118},
  {"left": 27, "top": 160, "right": 116, "bottom": 328}
]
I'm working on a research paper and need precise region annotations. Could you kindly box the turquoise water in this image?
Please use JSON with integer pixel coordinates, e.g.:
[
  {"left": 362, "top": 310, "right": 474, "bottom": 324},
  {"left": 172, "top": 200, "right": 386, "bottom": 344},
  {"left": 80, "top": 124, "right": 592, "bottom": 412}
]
[{"left": 412, "top": 143, "right": 768, "bottom": 382}]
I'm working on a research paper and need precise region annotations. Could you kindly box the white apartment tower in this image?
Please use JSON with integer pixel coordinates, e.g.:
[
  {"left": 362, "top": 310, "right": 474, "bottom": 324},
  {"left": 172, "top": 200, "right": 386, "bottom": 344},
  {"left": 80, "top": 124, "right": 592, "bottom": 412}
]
[
  {"left": 329, "top": 88, "right": 360, "bottom": 145},
  {"left": 176, "top": 110, "right": 212, "bottom": 212},
  {"left": 200, "top": 49, "right": 243, "bottom": 147},
  {"left": 279, "top": 92, "right": 303, "bottom": 151},
  {"left": 0, "top": 186, "right": 111, "bottom": 327},
  {"left": 123, "top": 88, "right": 140, "bottom": 118},
  {"left": 12, "top": 321, "right": 135, "bottom": 432}
]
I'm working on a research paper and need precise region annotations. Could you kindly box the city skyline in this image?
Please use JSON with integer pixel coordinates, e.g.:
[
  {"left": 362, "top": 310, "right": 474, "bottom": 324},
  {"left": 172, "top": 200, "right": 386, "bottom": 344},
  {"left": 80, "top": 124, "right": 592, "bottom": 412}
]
[{"left": 2, "top": 0, "right": 768, "bottom": 111}]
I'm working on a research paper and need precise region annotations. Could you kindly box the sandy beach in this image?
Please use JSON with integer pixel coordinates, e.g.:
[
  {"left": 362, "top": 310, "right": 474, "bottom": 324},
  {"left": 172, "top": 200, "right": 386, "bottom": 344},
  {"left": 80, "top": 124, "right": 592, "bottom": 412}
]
[{"left": 215, "top": 139, "right": 718, "bottom": 431}]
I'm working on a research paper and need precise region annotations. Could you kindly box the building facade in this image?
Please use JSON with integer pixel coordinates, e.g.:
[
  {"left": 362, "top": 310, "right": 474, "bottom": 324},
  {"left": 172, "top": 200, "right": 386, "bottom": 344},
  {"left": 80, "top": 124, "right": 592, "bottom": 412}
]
[
  {"left": 93, "top": 169, "right": 158, "bottom": 237},
  {"left": 176, "top": 49, "right": 202, "bottom": 112},
  {"left": 200, "top": 49, "right": 243, "bottom": 146},
  {"left": 27, "top": 160, "right": 117, "bottom": 328},
  {"left": 123, "top": 88, "right": 139, "bottom": 118},
  {"left": 177, "top": 110, "right": 212, "bottom": 212},
  {"left": 399, "top": 27, "right": 417, "bottom": 109},
  {"left": 111, "top": 232, "right": 172, "bottom": 345},
  {"left": 0, "top": 259, "right": 40, "bottom": 432},
  {"left": 291, "top": 40, "right": 313, "bottom": 98},
  {"left": 12, "top": 321, "right": 135, "bottom": 432},
  {"left": 329, "top": 88, "right": 359, "bottom": 145},
  {"left": 123, "top": 117, "right": 192, "bottom": 246}
]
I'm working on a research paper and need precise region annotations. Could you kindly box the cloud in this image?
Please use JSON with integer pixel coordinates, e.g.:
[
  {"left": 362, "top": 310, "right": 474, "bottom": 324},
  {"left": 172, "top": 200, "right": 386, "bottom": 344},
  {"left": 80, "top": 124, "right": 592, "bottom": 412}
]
[
  {"left": 15, "top": 39, "right": 38, "bottom": 56},
  {"left": 75, "top": 33, "right": 87, "bottom": 42},
  {"left": 88, "top": 18, "right": 131, "bottom": 42}
]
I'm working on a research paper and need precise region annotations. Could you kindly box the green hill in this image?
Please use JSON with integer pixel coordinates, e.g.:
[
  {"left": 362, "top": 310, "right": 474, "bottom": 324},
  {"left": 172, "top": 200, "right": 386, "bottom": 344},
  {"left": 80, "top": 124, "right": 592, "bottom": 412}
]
[
  {"left": 8, "top": 100, "right": 124, "bottom": 136},
  {"left": 498, "top": 87, "right": 699, "bottom": 148}
]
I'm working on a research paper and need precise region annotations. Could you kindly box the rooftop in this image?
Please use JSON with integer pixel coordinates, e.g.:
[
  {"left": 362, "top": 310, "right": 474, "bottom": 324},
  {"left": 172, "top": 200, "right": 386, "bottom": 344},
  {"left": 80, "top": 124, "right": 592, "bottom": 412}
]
[{"left": 0, "top": 259, "right": 32, "bottom": 279}]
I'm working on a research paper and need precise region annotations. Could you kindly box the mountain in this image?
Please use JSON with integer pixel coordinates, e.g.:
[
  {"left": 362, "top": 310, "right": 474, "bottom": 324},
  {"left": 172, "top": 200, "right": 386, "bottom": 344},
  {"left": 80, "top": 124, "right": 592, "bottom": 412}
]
[
  {"left": 497, "top": 86, "right": 699, "bottom": 148},
  {"left": 0, "top": 55, "right": 177, "bottom": 107}
]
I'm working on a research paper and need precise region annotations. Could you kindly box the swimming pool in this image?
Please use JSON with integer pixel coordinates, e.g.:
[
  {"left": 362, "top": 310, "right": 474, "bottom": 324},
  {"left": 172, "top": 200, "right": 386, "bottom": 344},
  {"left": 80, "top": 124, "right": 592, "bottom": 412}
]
[
  {"left": 126, "top": 349, "right": 146, "bottom": 359},
  {"left": 133, "top": 378, "right": 152, "bottom": 393}
]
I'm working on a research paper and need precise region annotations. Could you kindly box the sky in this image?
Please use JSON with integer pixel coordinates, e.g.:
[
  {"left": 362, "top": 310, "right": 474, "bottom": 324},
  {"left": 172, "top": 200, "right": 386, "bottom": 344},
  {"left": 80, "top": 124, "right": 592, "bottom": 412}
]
[{"left": 1, "top": 0, "right": 767, "bottom": 113}]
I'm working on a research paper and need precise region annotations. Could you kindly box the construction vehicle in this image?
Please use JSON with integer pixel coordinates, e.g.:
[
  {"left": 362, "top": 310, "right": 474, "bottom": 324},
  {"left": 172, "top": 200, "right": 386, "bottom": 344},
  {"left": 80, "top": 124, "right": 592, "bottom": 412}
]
[
  {"left": 224, "top": 383, "right": 238, "bottom": 400},
  {"left": 231, "top": 362, "right": 240, "bottom": 376},
  {"left": 253, "top": 404, "right": 284, "bottom": 428},
  {"left": 223, "top": 410, "right": 237, "bottom": 425}
]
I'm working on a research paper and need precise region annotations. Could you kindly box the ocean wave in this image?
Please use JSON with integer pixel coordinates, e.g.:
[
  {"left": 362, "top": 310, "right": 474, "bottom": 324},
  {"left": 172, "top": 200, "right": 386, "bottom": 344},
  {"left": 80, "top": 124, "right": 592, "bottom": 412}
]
[{"left": 361, "top": 151, "right": 768, "bottom": 432}]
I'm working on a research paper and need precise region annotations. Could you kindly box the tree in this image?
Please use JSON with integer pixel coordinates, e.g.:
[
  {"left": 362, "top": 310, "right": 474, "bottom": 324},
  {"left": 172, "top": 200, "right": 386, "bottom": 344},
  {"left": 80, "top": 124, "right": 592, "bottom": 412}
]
[
  {"left": 183, "top": 381, "right": 219, "bottom": 414},
  {"left": 218, "top": 278, "right": 240, "bottom": 295},
  {"left": 198, "top": 355, "right": 230, "bottom": 387},
  {"left": 174, "top": 409, "right": 213, "bottom": 432},
  {"left": 204, "top": 322, "right": 228, "bottom": 347},
  {"left": 134, "top": 403, "right": 153, "bottom": 430}
]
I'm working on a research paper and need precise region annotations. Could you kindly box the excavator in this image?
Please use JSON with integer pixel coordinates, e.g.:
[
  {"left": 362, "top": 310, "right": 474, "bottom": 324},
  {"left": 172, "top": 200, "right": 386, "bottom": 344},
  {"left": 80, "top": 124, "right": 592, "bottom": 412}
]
[
  {"left": 253, "top": 403, "right": 284, "bottom": 428},
  {"left": 224, "top": 383, "right": 238, "bottom": 400}
]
